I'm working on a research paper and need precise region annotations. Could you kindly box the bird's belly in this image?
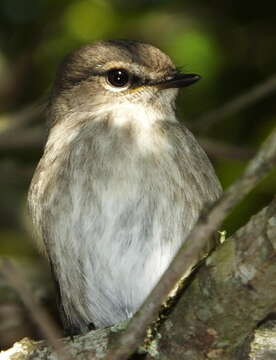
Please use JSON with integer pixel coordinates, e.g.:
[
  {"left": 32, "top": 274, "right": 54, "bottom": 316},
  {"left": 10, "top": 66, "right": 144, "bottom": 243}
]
[
  {"left": 55, "top": 173, "right": 186, "bottom": 330},
  {"left": 29, "top": 119, "right": 221, "bottom": 332}
]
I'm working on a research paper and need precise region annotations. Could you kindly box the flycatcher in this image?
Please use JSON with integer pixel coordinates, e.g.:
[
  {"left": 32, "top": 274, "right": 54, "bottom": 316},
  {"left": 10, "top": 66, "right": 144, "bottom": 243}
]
[{"left": 28, "top": 40, "right": 222, "bottom": 333}]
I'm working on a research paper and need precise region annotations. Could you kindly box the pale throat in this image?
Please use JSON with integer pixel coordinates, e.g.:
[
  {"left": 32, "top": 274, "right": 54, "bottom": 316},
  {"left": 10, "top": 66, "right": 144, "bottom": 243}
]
[
  {"left": 94, "top": 100, "right": 177, "bottom": 125},
  {"left": 47, "top": 97, "right": 177, "bottom": 157},
  {"left": 93, "top": 101, "right": 177, "bottom": 152}
]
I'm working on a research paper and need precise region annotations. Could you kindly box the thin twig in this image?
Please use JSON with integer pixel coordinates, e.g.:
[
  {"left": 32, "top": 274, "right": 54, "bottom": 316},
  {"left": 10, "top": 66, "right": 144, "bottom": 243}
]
[
  {"left": 0, "top": 127, "right": 45, "bottom": 151},
  {"left": 104, "top": 128, "right": 276, "bottom": 360},
  {"left": 0, "top": 259, "right": 74, "bottom": 360},
  {"left": 0, "top": 101, "right": 44, "bottom": 136},
  {"left": 198, "top": 137, "right": 255, "bottom": 160},
  {"left": 191, "top": 74, "right": 276, "bottom": 132}
]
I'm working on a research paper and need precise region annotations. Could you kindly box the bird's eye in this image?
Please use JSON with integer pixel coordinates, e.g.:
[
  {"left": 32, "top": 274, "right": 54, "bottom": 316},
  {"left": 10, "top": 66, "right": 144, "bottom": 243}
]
[{"left": 106, "top": 68, "right": 130, "bottom": 88}]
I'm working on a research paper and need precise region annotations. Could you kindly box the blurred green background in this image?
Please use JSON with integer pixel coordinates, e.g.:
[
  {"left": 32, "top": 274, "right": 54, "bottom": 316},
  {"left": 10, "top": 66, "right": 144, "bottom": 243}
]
[{"left": 0, "top": 0, "right": 275, "bottom": 348}]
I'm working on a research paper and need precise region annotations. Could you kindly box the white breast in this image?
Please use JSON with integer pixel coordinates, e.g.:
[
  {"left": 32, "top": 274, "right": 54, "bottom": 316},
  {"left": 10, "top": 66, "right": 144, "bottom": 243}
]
[{"left": 28, "top": 99, "right": 221, "bottom": 331}]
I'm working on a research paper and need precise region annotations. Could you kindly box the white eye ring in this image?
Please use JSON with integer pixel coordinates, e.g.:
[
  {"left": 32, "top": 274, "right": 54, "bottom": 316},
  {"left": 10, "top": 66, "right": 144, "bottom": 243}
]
[{"left": 104, "top": 82, "right": 130, "bottom": 92}]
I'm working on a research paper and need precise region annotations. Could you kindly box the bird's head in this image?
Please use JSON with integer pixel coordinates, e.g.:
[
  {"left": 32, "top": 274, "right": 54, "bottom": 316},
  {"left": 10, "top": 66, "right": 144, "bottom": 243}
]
[{"left": 49, "top": 40, "right": 200, "bottom": 124}]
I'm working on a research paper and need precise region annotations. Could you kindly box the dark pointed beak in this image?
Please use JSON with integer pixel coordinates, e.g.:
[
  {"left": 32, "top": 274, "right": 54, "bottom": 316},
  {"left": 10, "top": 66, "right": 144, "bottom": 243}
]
[{"left": 156, "top": 73, "right": 201, "bottom": 90}]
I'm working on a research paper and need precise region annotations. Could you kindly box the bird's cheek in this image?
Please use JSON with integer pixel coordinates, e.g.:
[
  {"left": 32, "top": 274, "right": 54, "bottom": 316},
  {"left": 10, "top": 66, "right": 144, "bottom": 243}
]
[{"left": 159, "top": 88, "right": 178, "bottom": 103}]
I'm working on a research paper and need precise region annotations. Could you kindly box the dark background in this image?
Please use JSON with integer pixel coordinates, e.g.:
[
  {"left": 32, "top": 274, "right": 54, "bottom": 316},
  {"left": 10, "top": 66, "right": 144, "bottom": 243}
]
[{"left": 0, "top": 0, "right": 275, "bottom": 348}]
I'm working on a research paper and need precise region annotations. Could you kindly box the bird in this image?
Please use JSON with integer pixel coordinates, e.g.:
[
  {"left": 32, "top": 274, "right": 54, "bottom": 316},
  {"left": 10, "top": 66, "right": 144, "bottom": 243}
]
[{"left": 28, "top": 39, "right": 222, "bottom": 334}]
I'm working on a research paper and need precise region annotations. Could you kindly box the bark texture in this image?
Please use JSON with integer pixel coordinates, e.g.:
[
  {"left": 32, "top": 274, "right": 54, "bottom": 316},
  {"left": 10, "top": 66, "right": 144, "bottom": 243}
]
[{"left": 157, "top": 198, "right": 276, "bottom": 359}]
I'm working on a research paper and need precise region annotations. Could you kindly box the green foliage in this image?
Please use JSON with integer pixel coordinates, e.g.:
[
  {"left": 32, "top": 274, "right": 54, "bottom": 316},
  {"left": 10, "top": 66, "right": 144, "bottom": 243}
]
[
  {"left": 63, "top": 0, "right": 119, "bottom": 41},
  {"left": 166, "top": 30, "right": 222, "bottom": 79}
]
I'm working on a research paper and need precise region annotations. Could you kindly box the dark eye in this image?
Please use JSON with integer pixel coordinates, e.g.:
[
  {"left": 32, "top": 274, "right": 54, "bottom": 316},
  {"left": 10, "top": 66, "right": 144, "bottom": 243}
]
[{"left": 106, "top": 68, "right": 130, "bottom": 87}]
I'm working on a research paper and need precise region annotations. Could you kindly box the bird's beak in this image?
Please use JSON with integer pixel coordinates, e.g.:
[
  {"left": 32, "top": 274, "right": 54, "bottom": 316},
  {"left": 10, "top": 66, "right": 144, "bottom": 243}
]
[{"left": 156, "top": 73, "right": 201, "bottom": 90}]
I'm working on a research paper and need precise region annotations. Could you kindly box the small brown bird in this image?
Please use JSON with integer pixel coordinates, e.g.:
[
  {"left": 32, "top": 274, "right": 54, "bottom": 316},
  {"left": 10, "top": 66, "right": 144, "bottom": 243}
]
[{"left": 28, "top": 40, "right": 222, "bottom": 333}]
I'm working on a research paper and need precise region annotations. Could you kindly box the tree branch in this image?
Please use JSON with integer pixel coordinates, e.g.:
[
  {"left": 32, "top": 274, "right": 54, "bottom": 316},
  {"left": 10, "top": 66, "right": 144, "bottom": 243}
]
[
  {"left": 0, "top": 259, "right": 72, "bottom": 360},
  {"left": 191, "top": 74, "right": 276, "bottom": 132},
  {"left": 198, "top": 137, "right": 255, "bottom": 160},
  {"left": 250, "top": 322, "right": 276, "bottom": 360},
  {"left": 0, "top": 127, "right": 45, "bottom": 152},
  {"left": 0, "top": 102, "right": 44, "bottom": 135},
  {"left": 158, "top": 196, "right": 276, "bottom": 359}
]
